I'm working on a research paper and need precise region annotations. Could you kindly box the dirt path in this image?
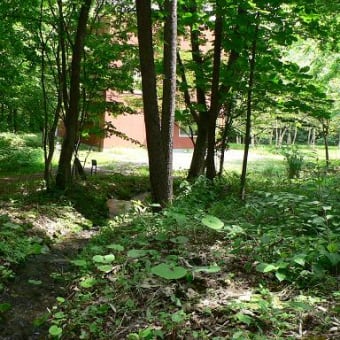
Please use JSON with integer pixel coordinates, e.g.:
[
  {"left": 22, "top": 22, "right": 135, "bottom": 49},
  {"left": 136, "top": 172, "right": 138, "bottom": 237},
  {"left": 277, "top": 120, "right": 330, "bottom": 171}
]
[{"left": 0, "top": 230, "right": 97, "bottom": 339}]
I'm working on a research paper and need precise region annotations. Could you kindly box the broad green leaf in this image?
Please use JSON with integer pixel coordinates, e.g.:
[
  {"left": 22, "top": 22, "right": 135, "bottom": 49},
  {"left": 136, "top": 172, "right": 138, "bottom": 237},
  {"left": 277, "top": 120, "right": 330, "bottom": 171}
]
[
  {"left": 171, "top": 212, "right": 187, "bottom": 224},
  {"left": 49, "top": 325, "right": 62, "bottom": 337},
  {"left": 327, "top": 243, "right": 339, "bottom": 253},
  {"left": 293, "top": 254, "right": 306, "bottom": 266},
  {"left": 263, "top": 264, "right": 277, "bottom": 272},
  {"left": 96, "top": 264, "right": 113, "bottom": 272},
  {"left": 256, "top": 263, "right": 277, "bottom": 273},
  {"left": 139, "top": 327, "right": 153, "bottom": 337},
  {"left": 0, "top": 303, "right": 11, "bottom": 313},
  {"left": 275, "top": 272, "right": 287, "bottom": 282},
  {"left": 193, "top": 265, "right": 221, "bottom": 274},
  {"left": 106, "top": 244, "right": 124, "bottom": 251},
  {"left": 29, "top": 243, "right": 43, "bottom": 255},
  {"left": 311, "top": 216, "right": 324, "bottom": 225},
  {"left": 235, "top": 312, "right": 253, "bottom": 326},
  {"left": 151, "top": 263, "right": 187, "bottom": 280},
  {"left": 70, "top": 259, "right": 88, "bottom": 267},
  {"left": 127, "top": 249, "right": 148, "bottom": 258},
  {"left": 28, "top": 279, "right": 42, "bottom": 285},
  {"left": 225, "top": 224, "right": 244, "bottom": 235},
  {"left": 54, "top": 312, "right": 66, "bottom": 319},
  {"left": 325, "top": 253, "right": 340, "bottom": 266},
  {"left": 171, "top": 310, "right": 186, "bottom": 323},
  {"left": 289, "top": 301, "right": 313, "bottom": 311},
  {"left": 56, "top": 297, "right": 65, "bottom": 303},
  {"left": 80, "top": 277, "right": 97, "bottom": 288},
  {"left": 154, "top": 233, "right": 168, "bottom": 241},
  {"left": 201, "top": 215, "right": 224, "bottom": 230},
  {"left": 170, "top": 236, "right": 189, "bottom": 244},
  {"left": 92, "top": 254, "right": 115, "bottom": 263}
]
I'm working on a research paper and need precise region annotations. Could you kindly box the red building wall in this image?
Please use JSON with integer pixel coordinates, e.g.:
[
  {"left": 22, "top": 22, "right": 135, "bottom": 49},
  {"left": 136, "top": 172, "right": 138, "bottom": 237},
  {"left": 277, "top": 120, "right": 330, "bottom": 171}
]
[{"left": 103, "top": 114, "right": 194, "bottom": 149}]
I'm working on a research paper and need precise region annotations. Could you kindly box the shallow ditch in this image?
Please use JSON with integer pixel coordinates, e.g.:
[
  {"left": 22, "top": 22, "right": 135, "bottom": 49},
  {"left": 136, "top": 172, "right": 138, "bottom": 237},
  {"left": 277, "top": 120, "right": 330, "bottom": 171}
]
[{"left": 0, "top": 235, "right": 94, "bottom": 339}]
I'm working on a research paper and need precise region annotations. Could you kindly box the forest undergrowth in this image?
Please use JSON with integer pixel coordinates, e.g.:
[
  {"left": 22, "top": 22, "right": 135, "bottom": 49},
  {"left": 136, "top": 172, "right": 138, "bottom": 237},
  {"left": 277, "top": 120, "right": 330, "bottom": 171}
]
[{"left": 1, "top": 159, "right": 339, "bottom": 339}]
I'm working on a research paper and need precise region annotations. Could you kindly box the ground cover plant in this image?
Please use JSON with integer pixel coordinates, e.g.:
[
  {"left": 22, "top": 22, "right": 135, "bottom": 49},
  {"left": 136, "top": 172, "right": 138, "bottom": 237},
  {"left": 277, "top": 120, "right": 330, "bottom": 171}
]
[
  {"left": 0, "top": 133, "right": 339, "bottom": 338},
  {"left": 45, "top": 170, "right": 340, "bottom": 339},
  {"left": 0, "top": 133, "right": 44, "bottom": 175}
]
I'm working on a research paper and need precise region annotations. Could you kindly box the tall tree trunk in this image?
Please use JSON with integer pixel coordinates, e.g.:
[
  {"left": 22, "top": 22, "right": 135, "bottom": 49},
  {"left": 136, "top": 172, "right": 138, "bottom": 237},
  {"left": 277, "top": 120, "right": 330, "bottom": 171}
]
[
  {"left": 218, "top": 102, "right": 233, "bottom": 176},
  {"left": 40, "top": 0, "right": 59, "bottom": 190},
  {"left": 136, "top": 0, "right": 176, "bottom": 206},
  {"left": 177, "top": 50, "right": 208, "bottom": 179},
  {"left": 307, "top": 127, "right": 312, "bottom": 145},
  {"left": 13, "top": 109, "right": 18, "bottom": 133},
  {"left": 205, "top": 4, "right": 241, "bottom": 180},
  {"left": 161, "top": 0, "right": 177, "bottom": 202},
  {"left": 188, "top": 120, "right": 208, "bottom": 179},
  {"left": 292, "top": 125, "right": 298, "bottom": 145},
  {"left": 187, "top": 1, "right": 209, "bottom": 179},
  {"left": 56, "top": 0, "right": 92, "bottom": 189},
  {"left": 321, "top": 120, "right": 330, "bottom": 167},
  {"left": 278, "top": 126, "right": 287, "bottom": 146},
  {"left": 206, "top": 5, "right": 223, "bottom": 180},
  {"left": 57, "top": 0, "right": 69, "bottom": 112},
  {"left": 240, "top": 14, "right": 259, "bottom": 200}
]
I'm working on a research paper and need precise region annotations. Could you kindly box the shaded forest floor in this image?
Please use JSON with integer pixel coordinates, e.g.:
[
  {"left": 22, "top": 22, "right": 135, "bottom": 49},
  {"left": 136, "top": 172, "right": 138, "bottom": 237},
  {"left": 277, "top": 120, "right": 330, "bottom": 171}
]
[{"left": 1, "top": 161, "right": 340, "bottom": 339}]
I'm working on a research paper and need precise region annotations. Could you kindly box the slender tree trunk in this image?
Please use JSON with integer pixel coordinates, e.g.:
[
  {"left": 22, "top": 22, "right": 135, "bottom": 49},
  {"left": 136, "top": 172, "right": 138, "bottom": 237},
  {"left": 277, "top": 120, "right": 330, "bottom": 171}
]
[
  {"left": 286, "top": 128, "right": 292, "bottom": 144},
  {"left": 321, "top": 120, "right": 330, "bottom": 167},
  {"left": 240, "top": 14, "right": 259, "bottom": 200},
  {"left": 161, "top": 0, "right": 177, "bottom": 202},
  {"left": 218, "top": 102, "right": 233, "bottom": 176},
  {"left": 206, "top": 6, "right": 223, "bottom": 180},
  {"left": 56, "top": 0, "right": 92, "bottom": 189},
  {"left": 57, "top": 0, "right": 69, "bottom": 112},
  {"left": 13, "top": 109, "right": 18, "bottom": 133},
  {"left": 292, "top": 125, "right": 298, "bottom": 145},
  {"left": 307, "top": 127, "right": 312, "bottom": 145},
  {"left": 178, "top": 46, "right": 208, "bottom": 179},
  {"left": 278, "top": 126, "right": 287, "bottom": 146},
  {"left": 188, "top": 120, "right": 208, "bottom": 179},
  {"left": 187, "top": 1, "right": 209, "bottom": 179},
  {"left": 311, "top": 127, "right": 316, "bottom": 146},
  {"left": 40, "top": 0, "right": 59, "bottom": 190}
]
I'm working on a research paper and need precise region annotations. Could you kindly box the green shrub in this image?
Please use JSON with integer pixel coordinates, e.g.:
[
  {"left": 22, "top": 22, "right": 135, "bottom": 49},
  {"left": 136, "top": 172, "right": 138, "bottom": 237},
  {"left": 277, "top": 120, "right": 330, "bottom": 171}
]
[
  {"left": 281, "top": 146, "right": 304, "bottom": 178},
  {"left": 0, "top": 133, "right": 43, "bottom": 174}
]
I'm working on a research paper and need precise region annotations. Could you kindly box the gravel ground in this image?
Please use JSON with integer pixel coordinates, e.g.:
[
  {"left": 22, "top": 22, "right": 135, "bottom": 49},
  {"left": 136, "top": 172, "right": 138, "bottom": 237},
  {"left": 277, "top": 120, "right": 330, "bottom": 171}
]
[{"left": 104, "top": 148, "right": 283, "bottom": 171}]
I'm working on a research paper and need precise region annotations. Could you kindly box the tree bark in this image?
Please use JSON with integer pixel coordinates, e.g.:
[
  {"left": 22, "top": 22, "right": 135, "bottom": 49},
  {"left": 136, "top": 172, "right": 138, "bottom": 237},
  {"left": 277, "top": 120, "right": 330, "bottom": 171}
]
[
  {"left": 321, "top": 120, "right": 330, "bottom": 167},
  {"left": 161, "top": 0, "right": 177, "bottom": 202},
  {"left": 187, "top": 1, "right": 209, "bottom": 179},
  {"left": 218, "top": 102, "right": 233, "bottom": 176},
  {"left": 56, "top": 0, "right": 92, "bottom": 189},
  {"left": 136, "top": 0, "right": 176, "bottom": 206},
  {"left": 206, "top": 5, "right": 223, "bottom": 180},
  {"left": 240, "top": 14, "right": 259, "bottom": 200}
]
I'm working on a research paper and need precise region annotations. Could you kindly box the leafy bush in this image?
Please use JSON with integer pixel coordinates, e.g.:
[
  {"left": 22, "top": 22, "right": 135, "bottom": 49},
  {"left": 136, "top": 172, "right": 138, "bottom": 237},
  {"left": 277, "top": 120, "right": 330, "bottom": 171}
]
[
  {"left": 281, "top": 146, "right": 304, "bottom": 178},
  {"left": 0, "top": 133, "right": 43, "bottom": 174}
]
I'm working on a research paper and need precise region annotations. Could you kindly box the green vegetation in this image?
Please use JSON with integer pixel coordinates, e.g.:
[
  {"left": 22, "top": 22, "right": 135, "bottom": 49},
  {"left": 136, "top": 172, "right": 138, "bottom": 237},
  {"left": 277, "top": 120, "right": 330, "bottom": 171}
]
[
  {"left": 0, "top": 133, "right": 44, "bottom": 174},
  {"left": 1, "top": 134, "right": 338, "bottom": 338},
  {"left": 45, "top": 168, "right": 339, "bottom": 339},
  {"left": 0, "top": 0, "right": 339, "bottom": 336}
]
